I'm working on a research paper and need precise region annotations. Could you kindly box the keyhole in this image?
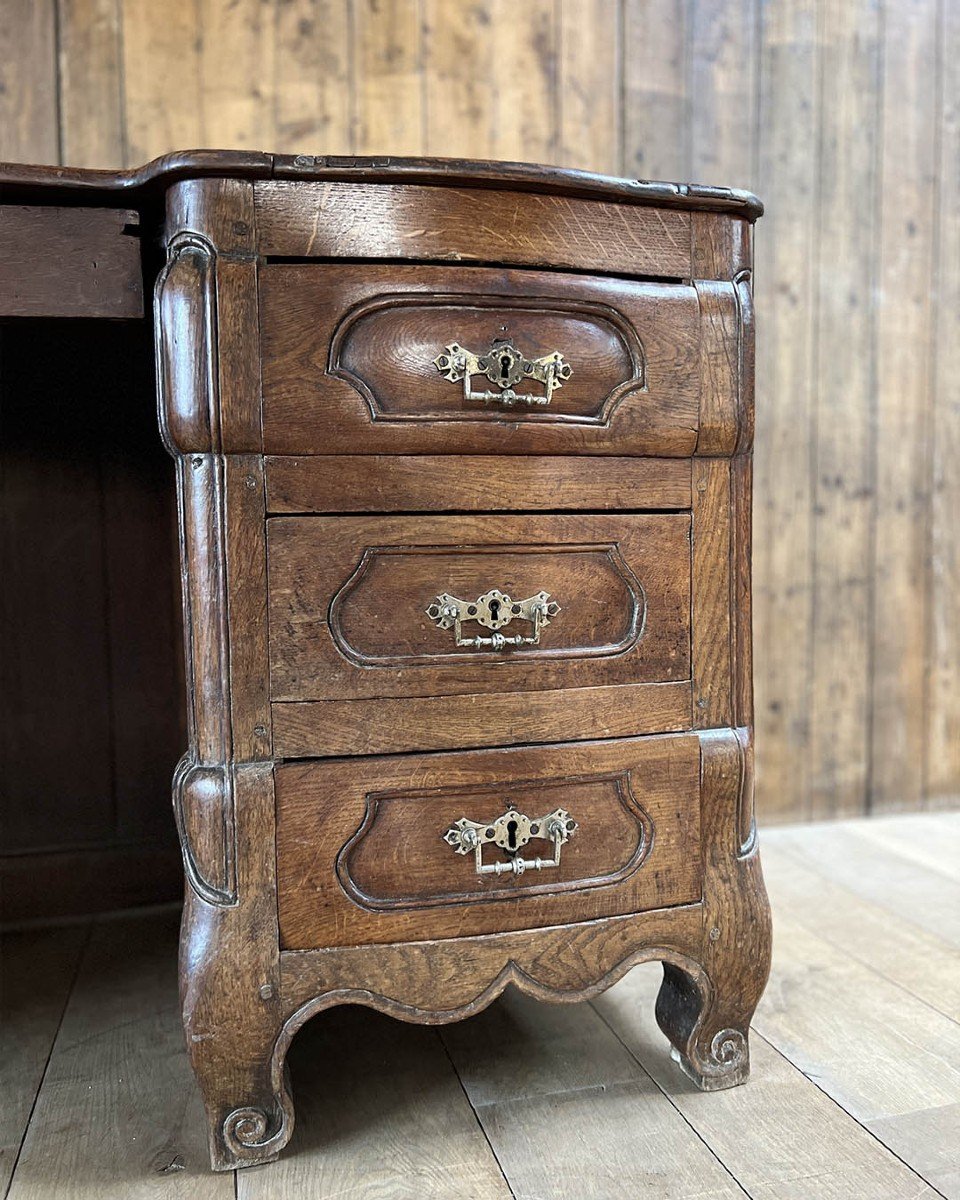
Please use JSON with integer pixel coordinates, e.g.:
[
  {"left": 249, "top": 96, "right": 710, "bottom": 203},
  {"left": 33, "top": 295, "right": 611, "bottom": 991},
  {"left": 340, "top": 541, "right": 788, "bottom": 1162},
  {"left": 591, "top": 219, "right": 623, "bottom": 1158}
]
[
  {"left": 488, "top": 597, "right": 501, "bottom": 624},
  {"left": 507, "top": 819, "right": 518, "bottom": 850},
  {"left": 499, "top": 354, "right": 511, "bottom": 380}
]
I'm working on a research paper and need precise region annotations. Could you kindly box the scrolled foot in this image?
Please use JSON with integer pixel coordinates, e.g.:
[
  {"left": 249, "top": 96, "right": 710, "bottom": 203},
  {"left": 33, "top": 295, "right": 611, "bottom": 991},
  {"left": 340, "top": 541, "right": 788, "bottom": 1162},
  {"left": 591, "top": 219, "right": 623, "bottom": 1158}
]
[
  {"left": 656, "top": 963, "right": 753, "bottom": 1091},
  {"left": 219, "top": 1092, "right": 293, "bottom": 1168}
]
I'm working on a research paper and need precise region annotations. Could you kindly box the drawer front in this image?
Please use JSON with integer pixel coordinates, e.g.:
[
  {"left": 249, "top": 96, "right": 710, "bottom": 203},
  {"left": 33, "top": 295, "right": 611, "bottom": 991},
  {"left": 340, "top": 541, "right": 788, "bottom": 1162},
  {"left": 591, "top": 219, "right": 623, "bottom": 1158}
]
[
  {"left": 267, "top": 513, "right": 691, "bottom": 703},
  {"left": 276, "top": 734, "right": 702, "bottom": 948},
  {"left": 259, "top": 265, "right": 703, "bottom": 456}
]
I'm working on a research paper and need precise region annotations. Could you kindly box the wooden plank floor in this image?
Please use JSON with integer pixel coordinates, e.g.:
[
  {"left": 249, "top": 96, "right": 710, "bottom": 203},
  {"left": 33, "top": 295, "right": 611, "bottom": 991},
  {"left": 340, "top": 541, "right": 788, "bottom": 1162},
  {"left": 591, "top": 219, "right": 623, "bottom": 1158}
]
[{"left": 2, "top": 813, "right": 958, "bottom": 1199}]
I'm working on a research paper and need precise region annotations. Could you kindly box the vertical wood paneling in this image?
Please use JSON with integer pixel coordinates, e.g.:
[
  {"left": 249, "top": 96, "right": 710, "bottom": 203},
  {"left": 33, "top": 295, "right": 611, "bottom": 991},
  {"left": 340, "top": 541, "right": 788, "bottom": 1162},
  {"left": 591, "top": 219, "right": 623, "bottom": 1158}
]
[
  {"left": 120, "top": 0, "right": 202, "bottom": 163},
  {"left": 925, "top": 0, "right": 960, "bottom": 807},
  {"left": 870, "top": 0, "right": 940, "bottom": 812},
  {"left": 1, "top": 0, "right": 957, "bottom": 843},
  {"left": 488, "top": 0, "right": 558, "bottom": 163},
  {"left": 808, "top": 0, "right": 882, "bottom": 819},
  {"left": 197, "top": 0, "right": 276, "bottom": 149},
  {"left": 621, "top": 0, "right": 688, "bottom": 180},
  {"left": 57, "top": 0, "right": 125, "bottom": 167},
  {"left": 272, "top": 0, "right": 352, "bottom": 155},
  {"left": 557, "top": 0, "right": 620, "bottom": 173},
  {"left": 752, "top": 0, "right": 819, "bottom": 821},
  {"left": 688, "top": 0, "right": 757, "bottom": 187},
  {"left": 354, "top": 0, "right": 424, "bottom": 156},
  {"left": 0, "top": 0, "right": 58, "bottom": 163},
  {"left": 423, "top": 0, "right": 495, "bottom": 158}
]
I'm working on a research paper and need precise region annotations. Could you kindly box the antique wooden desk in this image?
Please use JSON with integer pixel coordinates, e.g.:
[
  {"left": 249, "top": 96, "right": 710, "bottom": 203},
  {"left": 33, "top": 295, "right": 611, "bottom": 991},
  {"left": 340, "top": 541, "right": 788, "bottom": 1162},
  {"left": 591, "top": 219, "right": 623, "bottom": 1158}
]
[{"left": 0, "top": 153, "right": 770, "bottom": 1171}]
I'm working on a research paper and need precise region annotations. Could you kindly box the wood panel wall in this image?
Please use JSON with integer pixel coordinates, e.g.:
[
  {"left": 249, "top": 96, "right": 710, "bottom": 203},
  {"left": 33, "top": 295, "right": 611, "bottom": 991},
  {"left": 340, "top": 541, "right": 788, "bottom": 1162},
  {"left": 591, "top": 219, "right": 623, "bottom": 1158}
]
[{"left": 0, "top": 0, "right": 956, "bottom": 877}]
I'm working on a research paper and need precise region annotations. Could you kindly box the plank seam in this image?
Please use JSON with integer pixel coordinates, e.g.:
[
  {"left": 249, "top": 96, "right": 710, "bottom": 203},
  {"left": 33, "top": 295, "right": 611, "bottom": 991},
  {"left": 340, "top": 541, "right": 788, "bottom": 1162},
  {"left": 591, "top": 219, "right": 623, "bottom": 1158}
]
[
  {"left": 436, "top": 1028, "right": 517, "bottom": 1200},
  {"left": 3, "top": 919, "right": 93, "bottom": 1200},
  {"left": 752, "top": 1030, "right": 951, "bottom": 1200},
  {"left": 589, "top": 998, "right": 755, "bottom": 1199}
]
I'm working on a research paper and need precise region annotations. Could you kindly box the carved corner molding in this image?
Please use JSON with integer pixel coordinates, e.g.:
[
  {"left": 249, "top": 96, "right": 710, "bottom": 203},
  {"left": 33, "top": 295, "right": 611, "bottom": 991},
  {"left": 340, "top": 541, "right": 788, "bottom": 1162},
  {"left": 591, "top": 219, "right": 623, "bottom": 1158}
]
[
  {"left": 157, "top": 234, "right": 238, "bottom": 907},
  {"left": 155, "top": 232, "right": 221, "bottom": 457},
  {"left": 173, "top": 757, "right": 237, "bottom": 906}
]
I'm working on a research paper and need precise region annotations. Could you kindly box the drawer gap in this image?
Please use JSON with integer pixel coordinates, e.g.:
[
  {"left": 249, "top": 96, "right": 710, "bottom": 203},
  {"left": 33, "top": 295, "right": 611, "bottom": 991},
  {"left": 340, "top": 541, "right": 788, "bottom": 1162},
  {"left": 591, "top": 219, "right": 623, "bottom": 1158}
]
[{"left": 262, "top": 253, "right": 690, "bottom": 287}]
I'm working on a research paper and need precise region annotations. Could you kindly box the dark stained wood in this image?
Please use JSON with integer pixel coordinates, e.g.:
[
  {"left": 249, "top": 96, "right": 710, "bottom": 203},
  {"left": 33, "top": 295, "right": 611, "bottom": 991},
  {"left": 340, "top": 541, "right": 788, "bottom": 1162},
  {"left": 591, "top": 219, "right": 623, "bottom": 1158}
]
[
  {"left": 271, "top": 681, "right": 692, "bottom": 758},
  {"left": 149, "top": 168, "right": 768, "bottom": 1171},
  {"left": 0, "top": 206, "right": 142, "bottom": 318},
  {"left": 259, "top": 264, "right": 704, "bottom": 457},
  {"left": 0, "top": 151, "right": 762, "bottom": 218},
  {"left": 267, "top": 513, "right": 691, "bottom": 702},
  {"left": 265, "top": 455, "right": 693, "bottom": 513},
  {"left": 275, "top": 734, "right": 702, "bottom": 948},
  {"left": 103, "top": 162, "right": 767, "bottom": 1172},
  {"left": 272, "top": 730, "right": 768, "bottom": 1077},
  {"left": 254, "top": 181, "right": 694, "bottom": 277}
]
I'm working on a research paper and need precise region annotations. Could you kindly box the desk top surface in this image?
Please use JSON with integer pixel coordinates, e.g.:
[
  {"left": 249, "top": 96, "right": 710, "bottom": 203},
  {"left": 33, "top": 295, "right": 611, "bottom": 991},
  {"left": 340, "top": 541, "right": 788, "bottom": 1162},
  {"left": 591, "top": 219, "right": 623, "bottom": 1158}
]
[{"left": 0, "top": 150, "right": 762, "bottom": 220}]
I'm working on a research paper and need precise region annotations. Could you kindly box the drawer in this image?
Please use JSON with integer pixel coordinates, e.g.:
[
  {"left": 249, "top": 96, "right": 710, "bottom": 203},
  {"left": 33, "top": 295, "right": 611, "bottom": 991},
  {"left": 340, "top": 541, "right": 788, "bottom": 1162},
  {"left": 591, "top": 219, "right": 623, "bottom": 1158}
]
[
  {"left": 259, "top": 264, "right": 704, "bottom": 456},
  {"left": 275, "top": 733, "right": 702, "bottom": 948},
  {"left": 267, "top": 512, "right": 691, "bottom": 706}
]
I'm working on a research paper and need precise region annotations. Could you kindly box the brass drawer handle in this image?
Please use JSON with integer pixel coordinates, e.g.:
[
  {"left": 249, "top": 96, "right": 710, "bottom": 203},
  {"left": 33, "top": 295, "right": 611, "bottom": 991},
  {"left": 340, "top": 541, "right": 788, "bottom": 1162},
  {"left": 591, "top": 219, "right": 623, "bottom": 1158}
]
[
  {"left": 433, "top": 337, "right": 572, "bottom": 407},
  {"left": 425, "top": 588, "right": 560, "bottom": 650},
  {"left": 444, "top": 808, "right": 579, "bottom": 877}
]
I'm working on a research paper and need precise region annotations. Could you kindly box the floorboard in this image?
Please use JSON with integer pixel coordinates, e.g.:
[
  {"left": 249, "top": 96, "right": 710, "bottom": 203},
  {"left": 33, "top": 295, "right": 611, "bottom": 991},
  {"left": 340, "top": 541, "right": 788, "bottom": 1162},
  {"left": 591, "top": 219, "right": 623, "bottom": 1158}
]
[
  {"left": 0, "top": 926, "right": 88, "bottom": 1195},
  {"left": 441, "top": 992, "right": 748, "bottom": 1199},
  {"left": 759, "top": 842, "right": 960, "bottom": 1020},
  {"left": 594, "top": 963, "right": 942, "bottom": 1200},
  {"left": 1, "top": 812, "right": 958, "bottom": 1198},
  {"left": 237, "top": 1007, "right": 512, "bottom": 1200},
  {"left": 4, "top": 909, "right": 230, "bottom": 1200}
]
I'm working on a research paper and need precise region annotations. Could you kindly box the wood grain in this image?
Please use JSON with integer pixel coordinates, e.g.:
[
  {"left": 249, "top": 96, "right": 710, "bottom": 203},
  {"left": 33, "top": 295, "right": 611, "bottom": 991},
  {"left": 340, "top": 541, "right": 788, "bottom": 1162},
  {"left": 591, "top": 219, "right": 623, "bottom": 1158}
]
[
  {"left": 688, "top": 0, "right": 755, "bottom": 187},
  {"left": 265, "top": 455, "right": 693, "bottom": 513},
  {"left": 197, "top": 0, "right": 275, "bottom": 150},
  {"left": 759, "top": 838, "right": 960, "bottom": 1021},
  {"left": 267, "top": 512, "right": 691, "bottom": 702},
  {"left": 766, "top": 822, "right": 960, "bottom": 950},
  {"left": 273, "top": 0, "right": 352, "bottom": 155},
  {"left": 557, "top": 0, "right": 620, "bottom": 174},
  {"left": 3, "top": 0, "right": 957, "bottom": 824},
  {"left": 259, "top": 263, "right": 703, "bottom": 458},
  {"left": 752, "top": 0, "right": 817, "bottom": 821},
  {"left": 753, "top": 913, "right": 960, "bottom": 1187},
  {"left": 488, "top": 0, "right": 557, "bottom": 164},
  {"left": 422, "top": 0, "right": 496, "bottom": 159},
  {"left": 0, "top": 926, "right": 87, "bottom": 1196},
  {"left": 0, "top": 207, "right": 142, "bottom": 318},
  {"left": 4, "top": 818, "right": 956, "bottom": 1195},
  {"left": 596, "top": 962, "right": 943, "bottom": 1200},
  {"left": 57, "top": 0, "right": 125, "bottom": 168},
  {"left": 119, "top": 0, "right": 202, "bottom": 164},
  {"left": 870, "top": 0, "right": 939, "bottom": 812},
  {"left": 272, "top": 680, "right": 692, "bottom": 758},
  {"left": 622, "top": 0, "right": 689, "bottom": 182},
  {"left": 808, "top": 0, "right": 881, "bottom": 820},
  {"left": 5, "top": 912, "right": 230, "bottom": 1199},
  {"left": 237, "top": 1007, "right": 512, "bottom": 1199},
  {"left": 275, "top": 734, "right": 702, "bottom": 948},
  {"left": 692, "top": 458, "right": 733, "bottom": 729},
  {"left": 444, "top": 991, "right": 751, "bottom": 1200},
  {"left": 0, "top": 0, "right": 57, "bottom": 163},
  {"left": 254, "top": 180, "right": 694, "bottom": 277},
  {"left": 925, "top": 0, "right": 960, "bottom": 806},
  {"left": 354, "top": 0, "right": 424, "bottom": 157}
]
